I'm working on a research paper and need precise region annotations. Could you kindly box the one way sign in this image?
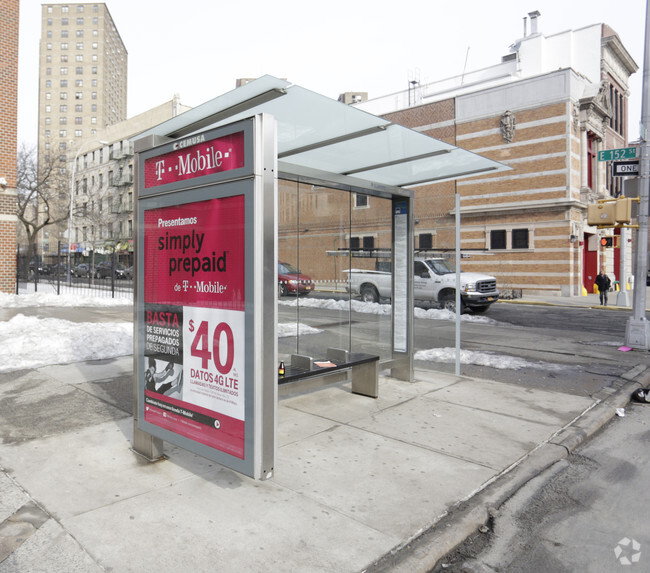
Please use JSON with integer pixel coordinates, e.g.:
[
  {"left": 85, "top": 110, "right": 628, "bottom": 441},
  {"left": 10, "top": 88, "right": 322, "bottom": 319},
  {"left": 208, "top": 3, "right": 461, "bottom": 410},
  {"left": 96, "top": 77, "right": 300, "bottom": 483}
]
[{"left": 613, "top": 160, "right": 639, "bottom": 176}]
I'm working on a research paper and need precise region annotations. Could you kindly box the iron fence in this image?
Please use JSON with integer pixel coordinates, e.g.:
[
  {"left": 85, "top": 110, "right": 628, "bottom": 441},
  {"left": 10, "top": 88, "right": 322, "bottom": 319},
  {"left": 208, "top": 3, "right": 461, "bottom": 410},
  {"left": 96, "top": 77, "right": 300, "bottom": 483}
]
[{"left": 16, "top": 242, "right": 133, "bottom": 300}]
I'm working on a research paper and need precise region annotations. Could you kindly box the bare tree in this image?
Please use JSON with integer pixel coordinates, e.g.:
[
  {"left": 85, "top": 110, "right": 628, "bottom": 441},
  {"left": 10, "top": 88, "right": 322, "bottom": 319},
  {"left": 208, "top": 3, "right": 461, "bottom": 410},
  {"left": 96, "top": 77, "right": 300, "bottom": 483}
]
[{"left": 16, "top": 144, "right": 70, "bottom": 270}]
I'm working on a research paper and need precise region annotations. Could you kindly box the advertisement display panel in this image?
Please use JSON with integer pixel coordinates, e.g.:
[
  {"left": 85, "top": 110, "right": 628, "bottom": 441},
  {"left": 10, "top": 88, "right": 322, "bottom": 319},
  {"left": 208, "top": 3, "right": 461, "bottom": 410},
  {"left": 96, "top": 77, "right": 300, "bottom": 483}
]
[
  {"left": 143, "top": 195, "right": 246, "bottom": 458},
  {"left": 135, "top": 117, "right": 277, "bottom": 479}
]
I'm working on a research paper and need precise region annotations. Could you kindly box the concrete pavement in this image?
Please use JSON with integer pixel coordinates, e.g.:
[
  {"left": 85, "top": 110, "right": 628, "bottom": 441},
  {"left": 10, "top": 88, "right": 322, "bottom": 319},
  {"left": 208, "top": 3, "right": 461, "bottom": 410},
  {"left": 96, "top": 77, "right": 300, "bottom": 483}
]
[{"left": 0, "top": 298, "right": 647, "bottom": 572}]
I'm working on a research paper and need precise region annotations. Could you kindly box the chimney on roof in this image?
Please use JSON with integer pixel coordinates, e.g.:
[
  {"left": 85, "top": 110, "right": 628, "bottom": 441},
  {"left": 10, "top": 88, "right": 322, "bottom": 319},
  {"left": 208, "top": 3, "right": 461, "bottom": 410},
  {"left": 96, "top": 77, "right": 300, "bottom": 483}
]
[{"left": 529, "top": 10, "right": 541, "bottom": 35}]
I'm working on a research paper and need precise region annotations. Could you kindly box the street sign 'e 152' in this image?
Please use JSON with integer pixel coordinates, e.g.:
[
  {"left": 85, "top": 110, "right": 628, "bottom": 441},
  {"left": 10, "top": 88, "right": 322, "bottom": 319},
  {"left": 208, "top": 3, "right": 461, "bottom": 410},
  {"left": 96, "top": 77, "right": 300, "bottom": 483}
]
[{"left": 598, "top": 147, "right": 638, "bottom": 161}]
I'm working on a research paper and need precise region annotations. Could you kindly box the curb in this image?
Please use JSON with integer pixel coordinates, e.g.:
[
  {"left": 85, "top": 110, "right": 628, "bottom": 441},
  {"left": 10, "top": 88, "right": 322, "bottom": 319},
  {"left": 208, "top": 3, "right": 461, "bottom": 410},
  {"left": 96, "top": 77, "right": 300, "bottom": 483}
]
[
  {"left": 496, "top": 298, "right": 630, "bottom": 311},
  {"left": 364, "top": 372, "right": 646, "bottom": 573}
]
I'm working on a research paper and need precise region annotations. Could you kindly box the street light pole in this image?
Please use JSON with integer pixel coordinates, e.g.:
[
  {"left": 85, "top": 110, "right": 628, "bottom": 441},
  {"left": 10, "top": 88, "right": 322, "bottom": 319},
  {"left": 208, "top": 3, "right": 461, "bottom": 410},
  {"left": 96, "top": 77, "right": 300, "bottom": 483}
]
[
  {"left": 66, "top": 139, "right": 108, "bottom": 284},
  {"left": 625, "top": 0, "right": 650, "bottom": 349}
]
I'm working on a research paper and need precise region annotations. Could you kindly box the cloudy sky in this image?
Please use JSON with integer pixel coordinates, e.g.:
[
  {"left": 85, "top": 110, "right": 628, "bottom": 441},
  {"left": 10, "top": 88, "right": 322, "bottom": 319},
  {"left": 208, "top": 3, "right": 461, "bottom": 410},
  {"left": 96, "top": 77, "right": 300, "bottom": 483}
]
[{"left": 17, "top": 0, "right": 647, "bottom": 146}]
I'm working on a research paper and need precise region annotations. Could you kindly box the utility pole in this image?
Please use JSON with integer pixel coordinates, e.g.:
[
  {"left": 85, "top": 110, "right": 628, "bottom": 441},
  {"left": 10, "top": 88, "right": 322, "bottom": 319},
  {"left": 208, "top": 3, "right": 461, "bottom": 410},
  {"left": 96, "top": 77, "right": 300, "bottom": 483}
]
[{"left": 625, "top": 0, "right": 650, "bottom": 349}]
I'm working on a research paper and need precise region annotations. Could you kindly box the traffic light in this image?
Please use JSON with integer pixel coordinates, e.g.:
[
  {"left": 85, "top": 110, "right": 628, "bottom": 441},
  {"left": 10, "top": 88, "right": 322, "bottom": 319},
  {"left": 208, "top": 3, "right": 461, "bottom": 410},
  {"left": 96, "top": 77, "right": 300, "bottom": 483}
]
[
  {"left": 615, "top": 197, "right": 632, "bottom": 223},
  {"left": 600, "top": 236, "right": 614, "bottom": 248},
  {"left": 588, "top": 203, "right": 616, "bottom": 226}
]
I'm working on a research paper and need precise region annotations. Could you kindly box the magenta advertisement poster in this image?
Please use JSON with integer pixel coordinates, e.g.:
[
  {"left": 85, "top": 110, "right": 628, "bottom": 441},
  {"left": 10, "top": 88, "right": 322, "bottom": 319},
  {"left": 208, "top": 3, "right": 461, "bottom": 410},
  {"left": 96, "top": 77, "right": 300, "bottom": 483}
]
[{"left": 142, "top": 195, "right": 247, "bottom": 459}]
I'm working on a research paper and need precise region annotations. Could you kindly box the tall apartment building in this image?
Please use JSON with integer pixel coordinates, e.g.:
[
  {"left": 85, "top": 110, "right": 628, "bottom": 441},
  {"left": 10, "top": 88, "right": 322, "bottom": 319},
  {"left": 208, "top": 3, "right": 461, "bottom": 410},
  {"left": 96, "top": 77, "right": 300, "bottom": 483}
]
[
  {"left": 0, "top": 0, "right": 19, "bottom": 293},
  {"left": 37, "top": 2, "right": 127, "bottom": 255},
  {"left": 357, "top": 12, "right": 638, "bottom": 296}
]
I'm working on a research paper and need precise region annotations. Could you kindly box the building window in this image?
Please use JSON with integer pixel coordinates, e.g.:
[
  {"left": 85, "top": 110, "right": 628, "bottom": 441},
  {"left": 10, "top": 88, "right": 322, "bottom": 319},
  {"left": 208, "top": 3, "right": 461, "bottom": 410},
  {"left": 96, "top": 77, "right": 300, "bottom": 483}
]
[
  {"left": 75, "top": 92, "right": 83, "bottom": 99},
  {"left": 75, "top": 67, "right": 83, "bottom": 74},
  {"left": 76, "top": 79, "right": 83, "bottom": 87},
  {"left": 76, "top": 42, "right": 84, "bottom": 50},
  {"left": 349, "top": 236, "right": 375, "bottom": 251},
  {"left": 61, "top": 42, "right": 68, "bottom": 50},
  {"left": 75, "top": 104, "right": 82, "bottom": 112},
  {"left": 76, "top": 29, "right": 84, "bottom": 37},
  {"left": 76, "top": 55, "right": 83, "bottom": 62},
  {"left": 419, "top": 233, "right": 433, "bottom": 250},
  {"left": 46, "top": 43, "right": 52, "bottom": 50},
  {"left": 61, "top": 30, "right": 68, "bottom": 38},
  {"left": 354, "top": 193, "right": 369, "bottom": 208},
  {"left": 587, "top": 132, "right": 598, "bottom": 190},
  {"left": 75, "top": 117, "right": 83, "bottom": 125},
  {"left": 512, "top": 229, "right": 529, "bottom": 249},
  {"left": 75, "top": 129, "right": 82, "bottom": 137},
  {"left": 60, "top": 67, "right": 68, "bottom": 75},
  {"left": 59, "top": 130, "right": 66, "bottom": 137},
  {"left": 60, "top": 104, "right": 67, "bottom": 112},
  {"left": 61, "top": 17, "right": 68, "bottom": 25},
  {"left": 60, "top": 117, "right": 67, "bottom": 124},
  {"left": 490, "top": 230, "right": 507, "bottom": 250},
  {"left": 62, "top": 6, "right": 69, "bottom": 14},
  {"left": 76, "top": 17, "right": 84, "bottom": 25},
  {"left": 60, "top": 55, "right": 67, "bottom": 62},
  {"left": 60, "top": 90, "right": 67, "bottom": 97}
]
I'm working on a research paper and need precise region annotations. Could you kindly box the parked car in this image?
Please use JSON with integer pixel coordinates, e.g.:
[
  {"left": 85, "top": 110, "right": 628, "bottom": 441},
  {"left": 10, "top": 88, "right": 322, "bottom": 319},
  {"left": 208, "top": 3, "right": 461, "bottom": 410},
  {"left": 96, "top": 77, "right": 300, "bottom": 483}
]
[
  {"left": 47, "top": 262, "right": 68, "bottom": 276},
  {"left": 116, "top": 265, "right": 133, "bottom": 280},
  {"left": 278, "top": 262, "right": 315, "bottom": 297},
  {"left": 29, "top": 260, "right": 49, "bottom": 276},
  {"left": 72, "top": 263, "right": 92, "bottom": 277}
]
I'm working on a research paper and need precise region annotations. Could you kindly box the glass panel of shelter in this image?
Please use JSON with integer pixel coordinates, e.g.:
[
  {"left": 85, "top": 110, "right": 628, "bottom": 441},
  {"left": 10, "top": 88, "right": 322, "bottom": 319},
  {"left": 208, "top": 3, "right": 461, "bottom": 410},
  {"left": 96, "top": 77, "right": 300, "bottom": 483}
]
[{"left": 277, "top": 178, "right": 394, "bottom": 369}]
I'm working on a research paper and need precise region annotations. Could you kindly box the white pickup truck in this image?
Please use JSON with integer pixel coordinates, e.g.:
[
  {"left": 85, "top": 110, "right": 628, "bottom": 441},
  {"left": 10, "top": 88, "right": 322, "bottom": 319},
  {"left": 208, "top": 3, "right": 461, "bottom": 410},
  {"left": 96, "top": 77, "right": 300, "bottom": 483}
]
[{"left": 345, "top": 257, "right": 499, "bottom": 313}]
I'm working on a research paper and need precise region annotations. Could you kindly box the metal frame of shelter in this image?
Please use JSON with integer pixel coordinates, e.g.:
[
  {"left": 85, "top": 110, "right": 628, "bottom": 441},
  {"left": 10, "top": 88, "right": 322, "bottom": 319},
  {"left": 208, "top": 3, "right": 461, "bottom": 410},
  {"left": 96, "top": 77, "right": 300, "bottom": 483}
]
[{"left": 131, "top": 76, "right": 508, "bottom": 474}]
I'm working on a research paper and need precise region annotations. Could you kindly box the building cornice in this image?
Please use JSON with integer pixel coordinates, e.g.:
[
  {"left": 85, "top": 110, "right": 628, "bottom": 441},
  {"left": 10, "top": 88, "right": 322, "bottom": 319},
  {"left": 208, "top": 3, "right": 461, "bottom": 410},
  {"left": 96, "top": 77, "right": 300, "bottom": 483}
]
[{"left": 455, "top": 198, "right": 586, "bottom": 216}]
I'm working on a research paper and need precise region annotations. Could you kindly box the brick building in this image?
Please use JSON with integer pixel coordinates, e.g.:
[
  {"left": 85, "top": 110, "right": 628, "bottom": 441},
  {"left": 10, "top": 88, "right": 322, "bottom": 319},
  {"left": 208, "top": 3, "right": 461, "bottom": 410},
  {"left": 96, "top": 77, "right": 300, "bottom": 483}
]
[
  {"left": 357, "top": 13, "right": 638, "bottom": 296},
  {"left": 0, "top": 0, "right": 19, "bottom": 293}
]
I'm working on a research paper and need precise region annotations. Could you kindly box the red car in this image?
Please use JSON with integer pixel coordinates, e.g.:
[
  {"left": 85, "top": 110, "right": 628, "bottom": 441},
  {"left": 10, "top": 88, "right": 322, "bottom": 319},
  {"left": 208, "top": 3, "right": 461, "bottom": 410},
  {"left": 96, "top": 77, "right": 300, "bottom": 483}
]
[{"left": 278, "top": 262, "right": 315, "bottom": 296}]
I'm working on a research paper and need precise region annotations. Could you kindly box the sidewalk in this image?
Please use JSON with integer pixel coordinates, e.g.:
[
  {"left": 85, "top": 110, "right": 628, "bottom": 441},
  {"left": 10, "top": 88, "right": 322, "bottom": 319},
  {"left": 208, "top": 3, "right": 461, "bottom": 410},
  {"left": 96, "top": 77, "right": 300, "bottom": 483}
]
[{"left": 0, "top": 302, "right": 646, "bottom": 572}]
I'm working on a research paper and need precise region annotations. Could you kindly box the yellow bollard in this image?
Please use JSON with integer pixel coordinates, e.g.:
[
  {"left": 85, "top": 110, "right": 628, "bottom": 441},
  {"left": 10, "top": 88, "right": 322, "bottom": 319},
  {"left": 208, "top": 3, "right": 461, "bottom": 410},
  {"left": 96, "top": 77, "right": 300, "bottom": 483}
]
[
  {"left": 582, "top": 286, "right": 588, "bottom": 296},
  {"left": 593, "top": 284, "right": 599, "bottom": 294}
]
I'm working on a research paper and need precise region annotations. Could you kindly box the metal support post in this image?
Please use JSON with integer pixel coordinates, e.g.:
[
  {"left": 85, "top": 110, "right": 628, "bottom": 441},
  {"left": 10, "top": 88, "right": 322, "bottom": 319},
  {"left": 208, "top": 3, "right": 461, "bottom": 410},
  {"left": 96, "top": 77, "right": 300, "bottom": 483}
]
[{"left": 625, "top": 0, "right": 650, "bottom": 348}]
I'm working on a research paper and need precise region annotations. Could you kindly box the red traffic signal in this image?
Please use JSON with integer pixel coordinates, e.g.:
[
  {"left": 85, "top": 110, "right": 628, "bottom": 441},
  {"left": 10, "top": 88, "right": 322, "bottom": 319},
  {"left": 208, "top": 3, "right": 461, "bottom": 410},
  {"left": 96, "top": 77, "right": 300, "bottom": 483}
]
[{"left": 600, "top": 237, "right": 613, "bottom": 247}]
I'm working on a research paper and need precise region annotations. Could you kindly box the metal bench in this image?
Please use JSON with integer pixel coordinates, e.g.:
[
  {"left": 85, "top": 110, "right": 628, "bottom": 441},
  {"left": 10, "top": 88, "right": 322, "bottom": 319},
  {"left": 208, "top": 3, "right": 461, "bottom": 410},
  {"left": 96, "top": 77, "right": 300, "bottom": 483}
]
[{"left": 278, "top": 348, "right": 379, "bottom": 398}]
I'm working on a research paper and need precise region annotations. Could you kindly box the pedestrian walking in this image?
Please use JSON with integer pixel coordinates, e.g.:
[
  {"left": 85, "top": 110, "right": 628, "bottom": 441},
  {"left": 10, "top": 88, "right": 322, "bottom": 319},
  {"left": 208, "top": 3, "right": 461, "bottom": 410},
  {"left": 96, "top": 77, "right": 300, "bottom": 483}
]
[{"left": 595, "top": 268, "right": 611, "bottom": 306}]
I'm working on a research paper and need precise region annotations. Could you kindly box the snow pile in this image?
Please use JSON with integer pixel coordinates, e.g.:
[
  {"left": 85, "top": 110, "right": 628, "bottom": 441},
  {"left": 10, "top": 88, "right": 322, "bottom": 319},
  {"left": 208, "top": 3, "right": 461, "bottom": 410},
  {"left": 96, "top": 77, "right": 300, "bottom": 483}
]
[
  {"left": 414, "top": 347, "right": 565, "bottom": 371},
  {"left": 281, "top": 297, "right": 497, "bottom": 323},
  {"left": 278, "top": 323, "right": 322, "bottom": 338},
  {"left": 1, "top": 314, "right": 132, "bottom": 373}
]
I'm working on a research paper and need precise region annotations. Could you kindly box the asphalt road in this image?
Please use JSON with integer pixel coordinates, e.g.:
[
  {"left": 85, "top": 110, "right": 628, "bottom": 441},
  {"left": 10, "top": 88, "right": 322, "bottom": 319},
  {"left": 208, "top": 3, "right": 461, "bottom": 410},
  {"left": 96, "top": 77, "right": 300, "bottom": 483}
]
[
  {"left": 413, "top": 301, "right": 650, "bottom": 398},
  {"left": 278, "top": 296, "right": 650, "bottom": 399},
  {"left": 433, "top": 400, "right": 650, "bottom": 572}
]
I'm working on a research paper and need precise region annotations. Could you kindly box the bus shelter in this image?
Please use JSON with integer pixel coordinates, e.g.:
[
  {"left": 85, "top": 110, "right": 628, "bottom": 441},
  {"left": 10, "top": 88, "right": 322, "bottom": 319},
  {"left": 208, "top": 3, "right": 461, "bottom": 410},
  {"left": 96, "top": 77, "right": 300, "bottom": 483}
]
[{"left": 132, "top": 76, "right": 506, "bottom": 479}]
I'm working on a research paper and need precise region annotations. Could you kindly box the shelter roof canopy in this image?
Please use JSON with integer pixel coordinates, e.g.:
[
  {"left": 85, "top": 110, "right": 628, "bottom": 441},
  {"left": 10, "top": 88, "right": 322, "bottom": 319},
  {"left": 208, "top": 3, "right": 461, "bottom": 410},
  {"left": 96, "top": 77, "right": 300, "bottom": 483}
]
[{"left": 136, "top": 75, "right": 508, "bottom": 194}]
